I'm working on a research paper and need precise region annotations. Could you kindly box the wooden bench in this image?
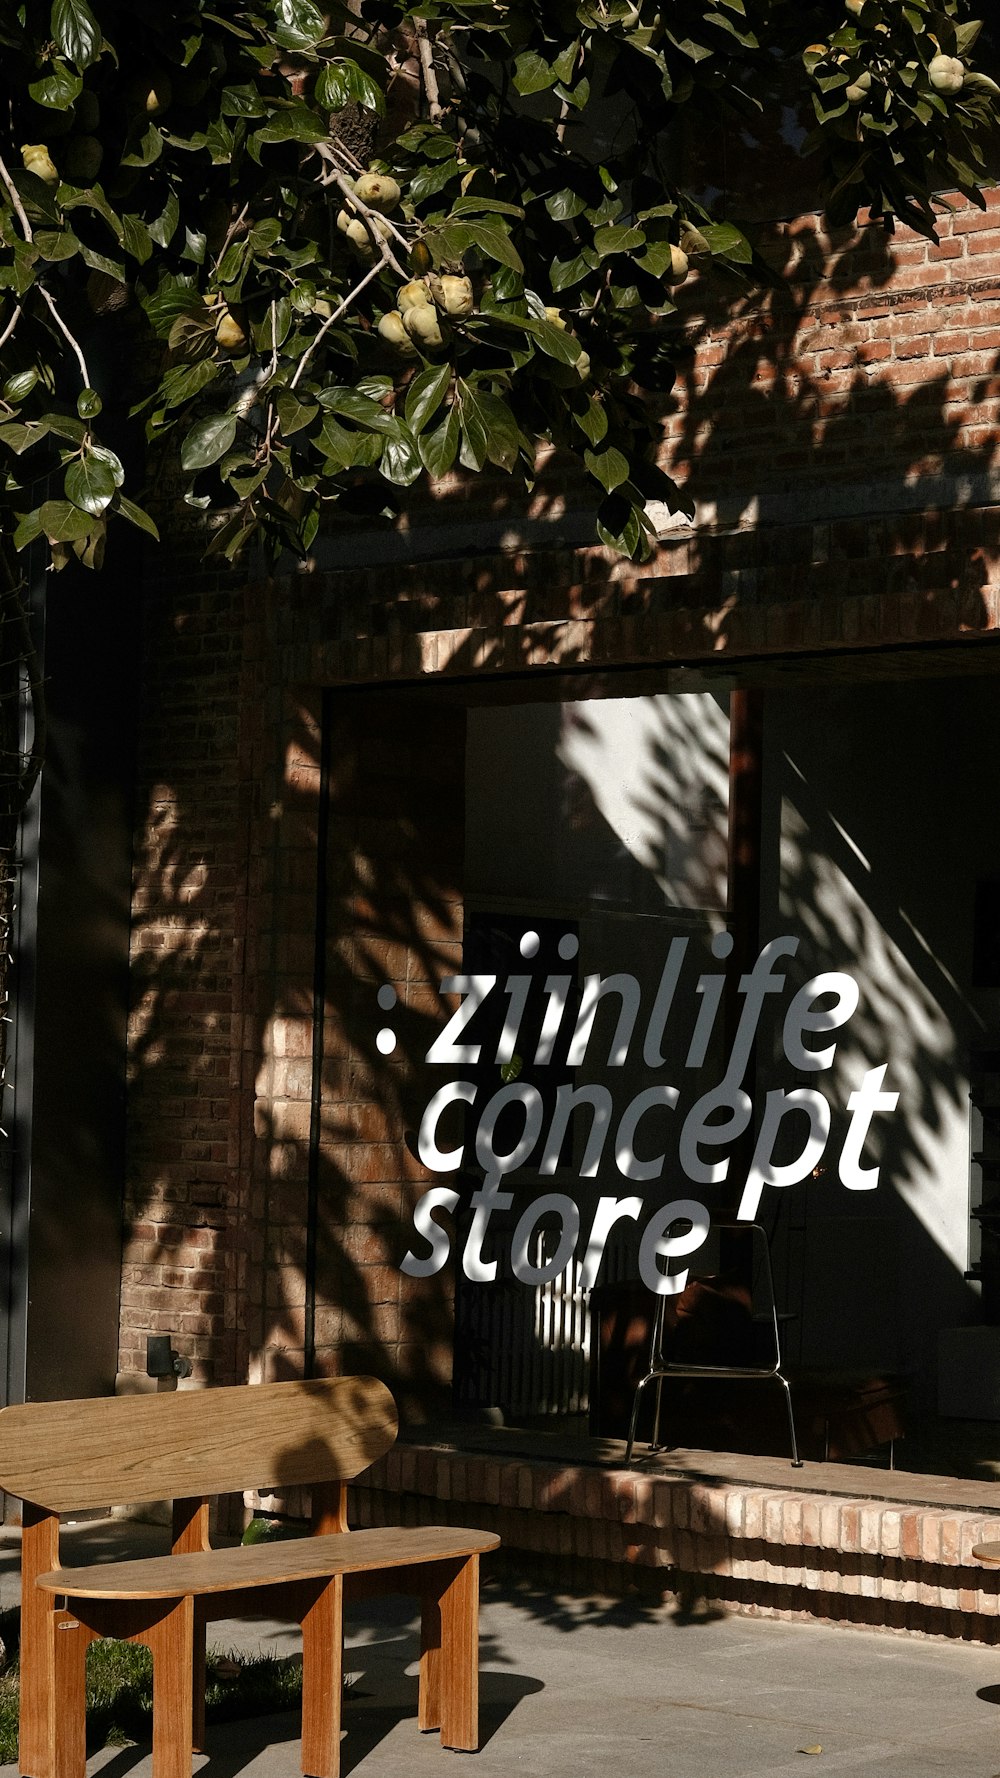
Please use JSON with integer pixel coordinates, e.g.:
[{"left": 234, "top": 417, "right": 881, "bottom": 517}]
[{"left": 0, "top": 1376, "right": 499, "bottom": 1778}]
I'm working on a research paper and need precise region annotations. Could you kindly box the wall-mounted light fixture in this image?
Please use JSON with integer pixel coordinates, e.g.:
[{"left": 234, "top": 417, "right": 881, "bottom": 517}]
[{"left": 146, "top": 1335, "right": 193, "bottom": 1380}]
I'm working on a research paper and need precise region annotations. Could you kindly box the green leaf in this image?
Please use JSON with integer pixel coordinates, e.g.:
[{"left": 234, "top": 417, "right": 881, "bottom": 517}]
[
  {"left": 457, "top": 383, "right": 488, "bottom": 471},
  {"left": 315, "top": 415, "right": 382, "bottom": 468},
  {"left": 29, "top": 62, "right": 83, "bottom": 108},
  {"left": 51, "top": 0, "right": 102, "bottom": 69},
  {"left": 141, "top": 273, "right": 200, "bottom": 337},
  {"left": 76, "top": 387, "right": 102, "bottom": 419},
  {"left": 545, "top": 188, "right": 588, "bottom": 222},
  {"left": 276, "top": 392, "right": 319, "bottom": 436},
  {"left": 316, "top": 59, "right": 385, "bottom": 114},
  {"left": 348, "top": 431, "right": 384, "bottom": 468},
  {"left": 568, "top": 392, "right": 608, "bottom": 445},
  {"left": 38, "top": 411, "right": 86, "bottom": 443},
  {"left": 156, "top": 358, "right": 220, "bottom": 410},
  {"left": 380, "top": 425, "right": 422, "bottom": 486},
  {"left": 634, "top": 240, "right": 675, "bottom": 278},
  {"left": 255, "top": 105, "right": 327, "bottom": 145},
  {"left": 89, "top": 443, "right": 124, "bottom": 487},
  {"left": 249, "top": 218, "right": 282, "bottom": 252},
  {"left": 113, "top": 494, "right": 160, "bottom": 540},
  {"left": 475, "top": 392, "right": 520, "bottom": 472},
  {"left": 182, "top": 225, "right": 207, "bottom": 265},
  {"left": 664, "top": 31, "right": 714, "bottom": 63},
  {"left": 0, "top": 423, "right": 35, "bottom": 453},
  {"left": 550, "top": 250, "right": 597, "bottom": 291},
  {"left": 584, "top": 444, "right": 630, "bottom": 493},
  {"left": 409, "top": 159, "right": 461, "bottom": 204},
  {"left": 220, "top": 83, "right": 267, "bottom": 117},
  {"left": 355, "top": 375, "right": 393, "bottom": 401},
  {"left": 80, "top": 243, "right": 125, "bottom": 281},
  {"left": 4, "top": 370, "right": 39, "bottom": 403},
  {"left": 13, "top": 509, "right": 44, "bottom": 550},
  {"left": 121, "top": 122, "right": 164, "bottom": 169},
  {"left": 35, "top": 228, "right": 79, "bottom": 262},
  {"left": 597, "top": 492, "right": 653, "bottom": 560},
  {"left": 38, "top": 498, "right": 94, "bottom": 541},
  {"left": 405, "top": 362, "right": 451, "bottom": 434},
  {"left": 148, "top": 190, "right": 181, "bottom": 250},
  {"left": 698, "top": 221, "right": 752, "bottom": 263},
  {"left": 593, "top": 222, "right": 645, "bottom": 256},
  {"left": 514, "top": 51, "right": 556, "bottom": 95},
  {"left": 65, "top": 451, "right": 117, "bottom": 515},
  {"left": 168, "top": 310, "right": 217, "bottom": 361},
  {"left": 180, "top": 413, "right": 238, "bottom": 471},
  {"left": 450, "top": 195, "right": 524, "bottom": 219},
  {"left": 555, "top": 74, "right": 589, "bottom": 109},
  {"left": 521, "top": 316, "right": 581, "bottom": 363},
  {"left": 955, "top": 19, "right": 983, "bottom": 55},
  {"left": 552, "top": 39, "right": 580, "bottom": 83},
  {"left": 320, "top": 388, "right": 395, "bottom": 431},
  {"left": 463, "top": 222, "right": 523, "bottom": 271},
  {"left": 418, "top": 403, "right": 460, "bottom": 477},
  {"left": 12, "top": 171, "right": 59, "bottom": 227},
  {"left": 122, "top": 213, "right": 153, "bottom": 264},
  {"left": 274, "top": 0, "right": 327, "bottom": 51}
]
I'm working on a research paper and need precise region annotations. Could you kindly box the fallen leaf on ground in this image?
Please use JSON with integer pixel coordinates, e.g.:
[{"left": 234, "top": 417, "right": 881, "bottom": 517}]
[{"left": 797, "top": 1748, "right": 823, "bottom": 1756}]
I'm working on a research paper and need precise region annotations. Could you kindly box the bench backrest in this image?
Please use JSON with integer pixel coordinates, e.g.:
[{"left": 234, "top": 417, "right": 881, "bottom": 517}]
[{"left": 0, "top": 1376, "right": 397, "bottom": 1511}]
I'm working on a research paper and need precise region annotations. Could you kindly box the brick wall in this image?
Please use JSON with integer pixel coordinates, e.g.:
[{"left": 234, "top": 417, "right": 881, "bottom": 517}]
[
  {"left": 121, "top": 528, "right": 256, "bottom": 1388},
  {"left": 120, "top": 191, "right": 1000, "bottom": 1402},
  {"left": 247, "top": 693, "right": 465, "bottom": 1414}
]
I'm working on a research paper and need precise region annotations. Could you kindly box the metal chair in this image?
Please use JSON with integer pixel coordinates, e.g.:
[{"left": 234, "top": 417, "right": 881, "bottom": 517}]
[{"left": 624, "top": 1218, "right": 801, "bottom": 1467}]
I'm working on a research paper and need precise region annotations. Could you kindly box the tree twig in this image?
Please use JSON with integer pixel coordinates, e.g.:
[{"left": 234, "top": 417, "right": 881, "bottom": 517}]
[
  {"left": 37, "top": 286, "right": 92, "bottom": 388},
  {"left": 0, "top": 153, "right": 33, "bottom": 242},
  {"left": 0, "top": 304, "right": 22, "bottom": 356},
  {"left": 324, "top": 136, "right": 367, "bottom": 176},
  {"left": 414, "top": 17, "right": 445, "bottom": 122},
  {"left": 212, "top": 202, "right": 250, "bottom": 274},
  {"left": 289, "top": 255, "right": 388, "bottom": 390},
  {"left": 314, "top": 148, "right": 410, "bottom": 269}
]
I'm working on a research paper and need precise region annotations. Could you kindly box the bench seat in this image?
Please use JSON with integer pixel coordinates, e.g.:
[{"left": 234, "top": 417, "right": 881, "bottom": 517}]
[{"left": 38, "top": 1524, "right": 499, "bottom": 1601}]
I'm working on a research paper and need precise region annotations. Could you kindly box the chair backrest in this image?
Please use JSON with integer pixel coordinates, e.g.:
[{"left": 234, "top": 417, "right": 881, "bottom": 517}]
[{"left": 0, "top": 1376, "right": 398, "bottom": 1512}]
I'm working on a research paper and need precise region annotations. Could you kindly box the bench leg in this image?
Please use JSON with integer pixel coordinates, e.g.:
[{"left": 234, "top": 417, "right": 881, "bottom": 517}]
[
  {"left": 420, "top": 1556, "right": 480, "bottom": 1753},
  {"left": 18, "top": 1507, "right": 61, "bottom": 1778},
  {"left": 50, "top": 1612, "right": 91, "bottom": 1778},
  {"left": 418, "top": 1591, "right": 442, "bottom": 1734},
  {"left": 300, "top": 1574, "right": 343, "bottom": 1778},
  {"left": 192, "top": 1603, "right": 207, "bottom": 1754},
  {"left": 143, "top": 1597, "right": 195, "bottom": 1778}
]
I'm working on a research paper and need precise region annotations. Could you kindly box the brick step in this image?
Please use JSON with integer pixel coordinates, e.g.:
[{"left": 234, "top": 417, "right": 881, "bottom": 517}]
[{"left": 345, "top": 1442, "right": 1000, "bottom": 1645}]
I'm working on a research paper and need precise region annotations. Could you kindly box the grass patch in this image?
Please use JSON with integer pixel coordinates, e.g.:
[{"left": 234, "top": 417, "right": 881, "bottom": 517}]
[{"left": 0, "top": 1635, "right": 304, "bottom": 1762}]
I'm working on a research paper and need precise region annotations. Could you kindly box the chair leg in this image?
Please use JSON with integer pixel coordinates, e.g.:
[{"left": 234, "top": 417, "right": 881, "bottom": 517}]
[
  {"left": 300, "top": 1575, "right": 343, "bottom": 1778},
  {"left": 776, "top": 1370, "right": 802, "bottom": 1468},
  {"left": 625, "top": 1372, "right": 657, "bottom": 1464},
  {"left": 651, "top": 1374, "right": 666, "bottom": 1451}
]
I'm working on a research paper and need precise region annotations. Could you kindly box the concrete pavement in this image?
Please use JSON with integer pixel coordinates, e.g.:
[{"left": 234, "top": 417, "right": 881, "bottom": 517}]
[{"left": 3, "top": 1522, "right": 1000, "bottom": 1777}]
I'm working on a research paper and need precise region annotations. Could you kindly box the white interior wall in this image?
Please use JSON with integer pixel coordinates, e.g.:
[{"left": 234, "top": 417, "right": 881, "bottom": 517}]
[{"left": 759, "top": 676, "right": 1000, "bottom": 1403}]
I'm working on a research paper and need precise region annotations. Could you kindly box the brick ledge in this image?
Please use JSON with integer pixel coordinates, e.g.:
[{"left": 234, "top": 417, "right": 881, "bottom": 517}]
[{"left": 339, "top": 1444, "right": 1000, "bottom": 1644}]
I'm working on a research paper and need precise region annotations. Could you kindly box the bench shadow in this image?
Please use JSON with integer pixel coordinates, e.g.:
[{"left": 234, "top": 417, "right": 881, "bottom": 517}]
[
  {"left": 87, "top": 1665, "right": 542, "bottom": 1778},
  {"left": 80, "top": 1595, "right": 539, "bottom": 1778}
]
